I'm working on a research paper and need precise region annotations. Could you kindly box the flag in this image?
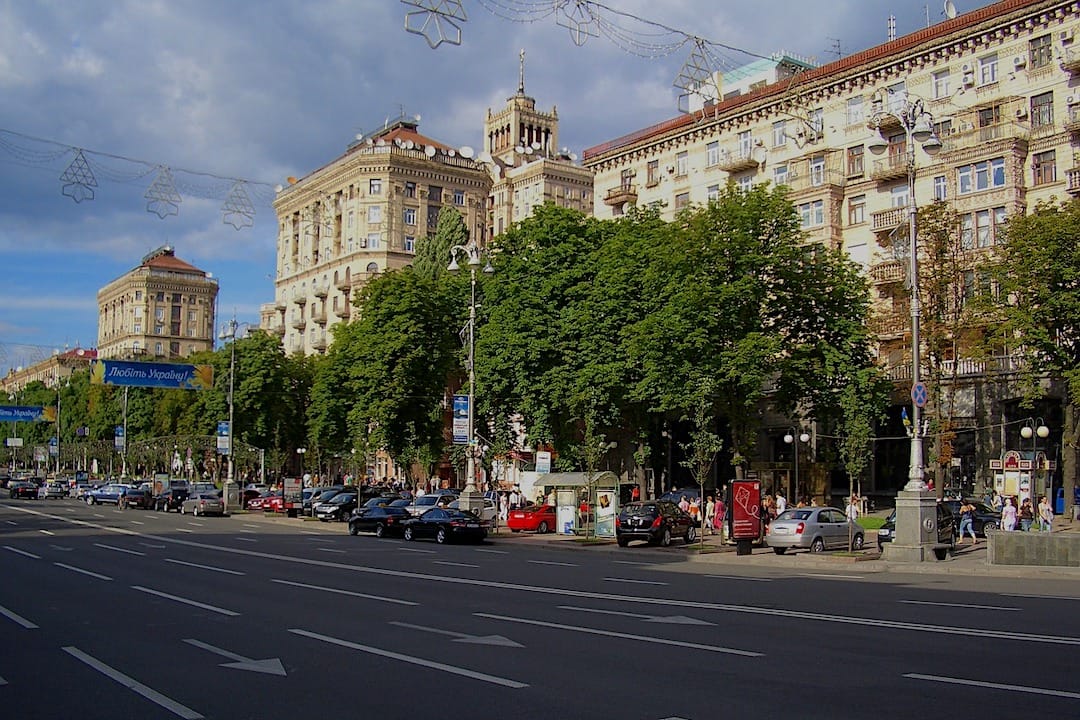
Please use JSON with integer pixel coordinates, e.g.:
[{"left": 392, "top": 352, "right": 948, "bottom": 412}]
[{"left": 901, "top": 407, "right": 911, "bottom": 429}]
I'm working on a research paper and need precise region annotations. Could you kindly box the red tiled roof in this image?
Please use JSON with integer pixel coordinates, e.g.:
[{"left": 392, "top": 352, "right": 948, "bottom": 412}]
[
  {"left": 583, "top": 0, "right": 1053, "bottom": 160},
  {"left": 139, "top": 247, "right": 205, "bottom": 275}
]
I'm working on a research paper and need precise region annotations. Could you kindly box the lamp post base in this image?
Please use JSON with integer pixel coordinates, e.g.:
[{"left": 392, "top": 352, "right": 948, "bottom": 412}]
[
  {"left": 456, "top": 488, "right": 486, "bottom": 516},
  {"left": 222, "top": 480, "right": 240, "bottom": 515},
  {"left": 882, "top": 489, "right": 946, "bottom": 563}
]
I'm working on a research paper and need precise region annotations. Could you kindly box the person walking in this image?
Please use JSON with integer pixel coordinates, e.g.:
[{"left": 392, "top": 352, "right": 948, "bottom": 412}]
[
  {"left": 704, "top": 496, "right": 716, "bottom": 535},
  {"left": 1019, "top": 498, "right": 1035, "bottom": 532},
  {"left": 713, "top": 496, "right": 726, "bottom": 541},
  {"left": 959, "top": 499, "right": 978, "bottom": 544},
  {"left": 1001, "top": 496, "right": 1017, "bottom": 532},
  {"left": 1038, "top": 495, "right": 1054, "bottom": 532},
  {"left": 775, "top": 493, "right": 787, "bottom": 516},
  {"left": 845, "top": 494, "right": 860, "bottom": 523}
]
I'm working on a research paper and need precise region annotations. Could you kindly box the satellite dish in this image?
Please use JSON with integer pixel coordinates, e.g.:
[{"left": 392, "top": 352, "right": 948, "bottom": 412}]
[
  {"left": 394, "top": 138, "right": 404, "bottom": 147},
  {"left": 514, "top": 145, "right": 525, "bottom": 154},
  {"left": 414, "top": 114, "right": 422, "bottom": 123},
  {"left": 366, "top": 137, "right": 374, "bottom": 145},
  {"left": 405, "top": 139, "right": 414, "bottom": 149},
  {"left": 477, "top": 151, "right": 493, "bottom": 164},
  {"left": 531, "top": 141, "right": 541, "bottom": 150},
  {"left": 287, "top": 176, "right": 298, "bottom": 184},
  {"left": 425, "top": 145, "right": 437, "bottom": 157},
  {"left": 459, "top": 146, "right": 474, "bottom": 159},
  {"left": 944, "top": 0, "right": 957, "bottom": 18},
  {"left": 448, "top": 149, "right": 456, "bottom": 157},
  {"left": 568, "top": 152, "right": 578, "bottom": 161},
  {"left": 274, "top": 184, "right": 284, "bottom": 193},
  {"left": 524, "top": 146, "right": 534, "bottom": 155},
  {"left": 504, "top": 155, "right": 514, "bottom": 166},
  {"left": 490, "top": 164, "right": 502, "bottom": 178},
  {"left": 376, "top": 138, "right": 386, "bottom": 146}
]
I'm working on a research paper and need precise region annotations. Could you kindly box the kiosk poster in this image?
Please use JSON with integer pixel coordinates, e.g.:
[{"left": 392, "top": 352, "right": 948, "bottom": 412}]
[{"left": 731, "top": 480, "right": 762, "bottom": 540}]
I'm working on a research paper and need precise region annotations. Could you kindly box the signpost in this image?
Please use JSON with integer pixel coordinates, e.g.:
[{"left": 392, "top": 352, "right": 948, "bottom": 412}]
[{"left": 730, "top": 480, "right": 762, "bottom": 556}]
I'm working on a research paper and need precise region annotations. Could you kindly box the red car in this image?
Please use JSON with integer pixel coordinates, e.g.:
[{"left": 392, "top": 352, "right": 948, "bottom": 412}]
[
  {"left": 248, "top": 492, "right": 284, "bottom": 511},
  {"left": 507, "top": 504, "right": 557, "bottom": 534}
]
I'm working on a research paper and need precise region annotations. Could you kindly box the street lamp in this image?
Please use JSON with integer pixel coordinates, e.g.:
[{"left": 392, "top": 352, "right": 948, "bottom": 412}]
[
  {"left": 1020, "top": 417, "right": 1050, "bottom": 503},
  {"left": 867, "top": 94, "right": 941, "bottom": 493},
  {"left": 447, "top": 237, "right": 494, "bottom": 515},
  {"left": 296, "top": 447, "right": 307, "bottom": 517},
  {"left": 783, "top": 428, "right": 810, "bottom": 505},
  {"left": 219, "top": 316, "right": 253, "bottom": 513}
]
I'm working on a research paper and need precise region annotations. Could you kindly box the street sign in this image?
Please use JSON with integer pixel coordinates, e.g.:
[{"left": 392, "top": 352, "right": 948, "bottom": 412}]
[
  {"left": 217, "top": 421, "right": 231, "bottom": 455},
  {"left": 911, "top": 382, "right": 928, "bottom": 408}
]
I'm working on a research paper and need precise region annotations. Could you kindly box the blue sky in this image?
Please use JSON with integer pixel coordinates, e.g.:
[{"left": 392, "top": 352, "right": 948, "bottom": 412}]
[{"left": 0, "top": 0, "right": 993, "bottom": 372}]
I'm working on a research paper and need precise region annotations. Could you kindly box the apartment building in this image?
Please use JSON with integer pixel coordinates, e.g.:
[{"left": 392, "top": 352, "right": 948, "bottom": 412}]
[
  {"left": 97, "top": 245, "right": 218, "bottom": 360},
  {"left": 583, "top": 0, "right": 1074, "bottom": 495},
  {"left": 1, "top": 348, "right": 97, "bottom": 394},
  {"left": 261, "top": 116, "right": 491, "bottom": 356}
]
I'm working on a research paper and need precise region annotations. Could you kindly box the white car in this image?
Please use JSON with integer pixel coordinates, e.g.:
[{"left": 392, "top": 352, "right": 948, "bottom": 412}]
[
  {"left": 404, "top": 492, "right": 457, "bottom": 517},
  {"left": 448, "top": 497, "right": 498, "bottom": 525}
]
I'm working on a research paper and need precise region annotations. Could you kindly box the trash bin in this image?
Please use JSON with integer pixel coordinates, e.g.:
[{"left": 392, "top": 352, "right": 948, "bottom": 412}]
[{"left": 1055, "top": 488, "right": 1065, "bottom": 515}]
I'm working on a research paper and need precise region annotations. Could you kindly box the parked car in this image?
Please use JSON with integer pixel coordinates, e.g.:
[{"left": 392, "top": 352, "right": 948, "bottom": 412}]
[
  {"left": 71, "top": 483, "right": 93, "bottom": 499},
  {"left": 241, "top": 489, "right": 263, "bottom": 508},
  {"left": 765, "top": 507, "right": 864, "bottom": 554},
  {"left": 42, "top": 482, "right": 69, "bottom": 500},
  {"left": 8, "top": 481, "right": 39, "bottom": 500},
  {"left": 403, "top": 491, "right": 457, "bottom": 517},
  {"left": 877, "top": 503, "right": 957, "bottom": 550},
  {"left": 402, "top": 508, "right": 487, "bottom": 544},
  {"left": 304, "top": 487, "right": 348, "bottom": 515},
  {"left": 447, "top": 497, "right": 498, "bottom": 526},
  {"left": 154, "top": 488, "right": 190, "bottom": 512},
  {"left": 507, "top": 504, "right": 557, "bottom": 534},
  {"left": 85, "top": 484, "right": 131, "bottom": 506},
  {"left": 942, "top": 499, "right": 1001, "bottom": 537},
  {"left": 349, "top": 505, "right": 413, "bottom": 537},
  {"left": 616, "top": 500, "right": 697, "bottom": 547},
  {"left": 180, "top": 493, "right": 225, "bottom": 516},
  {"left": 315, "top": 492, "right": 359, "bottom": 522},
  {"left": 120, "top": 487, "right": 155, "bottom": 509}
]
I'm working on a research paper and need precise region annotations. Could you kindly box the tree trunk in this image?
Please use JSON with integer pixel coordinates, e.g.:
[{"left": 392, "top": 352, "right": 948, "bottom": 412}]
[{"left": 1064, "top": 401, "right": 1078, "bottom": 521}]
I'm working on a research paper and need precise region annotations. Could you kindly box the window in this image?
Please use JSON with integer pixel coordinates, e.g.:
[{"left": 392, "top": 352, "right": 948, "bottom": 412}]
[
  {"left": 890, "top": 184, "right": 909, "bottom": 208},
  {"left": 932, "top": 70, "right": 950, "bottom": 99},
  {"left": 706, "top": 141, "right": 720, "bottom": 166},
  {"left": 427, "top": 206, "right": 440, "bottom": 227},
  {"left": 674, "top": 192, "right": 690, "bottom": 209},
  {"left": 404, "top": 181, "right": 416, "bottom": 198},
  {"left": 366, "top": 232, "right": 380, "bottom": 250},
  {"left": 960, "top": 207, "right": 1007, "bottom": 249},
  {"left": 369, "top": 179, "right": 382, "bottom": 195},
  {"left": 886, "top": 82, "right": 906, "bottom": 114},
  {"left": 977, "top": 105, "right": 1002, "bottom": 128},
  {"left": 155, "top": 292, "right": 164, "bottom": 302},
  {"left": 1029, "top": 34, "right": 1053, "bottom": 69},
  {"left": 771, "top": 121, "right": 786, "bottom": 148},
  {"left": 647, "top": 160, "right": 659, "bottom": 185},
  {"left": 706, "top": 184, "right": 720, "bottom": 201},
  {"left": 132, "top": 341, "right": 141, "bottom": 353},
  {"left": 187, "top": 327, "right": 195, "bottom": 337},
  {"left": 808, "top": 108, "right": 824, "bottom": 134},
  {"left": 135, "top": 291, "right": 143, "bottom": 300},
  {"left": 978, "top": 53, "right": 998, "bottom": 85},
  {"left": 738, "top": 130, "right": 752, "bottom": 155},
  {"left": 798, "top": 199, "right": 824, "bottom": 228},
  {"left": 155, "top": 308, "right": 165, "bottom": 321},
  {"left": 848, "top": 195, "right": 866, "bottom": 226},
  {"left": 845, "top": 98, "right": 863, "bottom": 127},
  {"left": 134, "top": 307, "right": 142, "bottom": 318},
  {"left": 675, "top": 151, "right": 688, "bottom": 176},
  {"left": 809, "top": 155, "right": 825, "bottom": 186},
  {"left": 187, "top": 311, "right": 195, "bottom": 322},
  {"left": 347, "top": 210, "right": 354, "bottom": 229},
  {"left": 155, "top": 342, "right": 163, "bottom": 355},
  {"left": 404, "top": 236, "right": 416, "bottom": 252},
  {"left": 367, "top": 205, "right": 381, "bottom": 223},
  {"left": 846, "top": 145, "right": 864, "bottom": 177},
  {"left": 933, "top": 175, "right": 948, "bottom": 201},
  {"left": 620, "top": 168, "right": 634, "bottom": 187},
  {"left": 958, "top": 158, "right": 1005, "bottom": 194},
  {"left": 403, "top": 207, "right": 417, "bottom": 225},
  {"left": 429, "top": 186, "right": 443, "bottom": 203},
  {"left": 133, "top": 323, "right": 142, "bottom": 333},
  {"left": 453, "top": 189, "right": 465, "bottom": 206},
  {"left": 773, "top": 163, "right": 789, "bottom": 186},
  {"left": 1030, "top": 91, "right": 1053, "bottom": 128},
  {"left": 736, "top": 175, "right": 752, "bottom": 192},
  {"left": 1032, "top": 150, "right": 1057, "bottom": 185}
]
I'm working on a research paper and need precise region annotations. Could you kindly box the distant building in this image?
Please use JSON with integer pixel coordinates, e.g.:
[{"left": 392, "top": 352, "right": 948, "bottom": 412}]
[
  {"left": 1, "top": 347, "right": 97, "bottom": 393},
  {"left": 96, "top": 245, "right": 219, "bottom": 360}
]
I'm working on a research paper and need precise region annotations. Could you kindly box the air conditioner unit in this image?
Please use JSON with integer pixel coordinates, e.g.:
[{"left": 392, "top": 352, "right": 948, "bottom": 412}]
[
  {"left": 960, "top": 62, "right": 973, "bottom": 74},
  {"left": 1060, "top": 28, "right": 1074, "bottom": 43},
  {"left": 1013, "top": 55, "right": 1027, "bottom": 68},
  {"left": 962, "top": 73, "right": 975, "bottom": 86},
  {"left": 959, "top": 121, "right": 974, "bottom": 132},
  {"left": 1015, "top": 107, "right": 1028, "bottom": 118}
]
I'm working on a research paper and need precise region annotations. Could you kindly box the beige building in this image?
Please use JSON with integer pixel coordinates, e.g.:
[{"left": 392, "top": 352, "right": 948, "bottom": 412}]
[
  {"left": 483, "top": 53, "right": 594, "bottom": 237},
  {"left": 1, "top": 348, "right": 97, "bottom": 393},
  {"left": 96, "top": 245, "right": 218, "bottom": 360},
  {"left": 583, "top": 0, "right": 1075, "bottom": 493},
  {"left": 261, "top": 117, "right": 491, "bottom": 356}
]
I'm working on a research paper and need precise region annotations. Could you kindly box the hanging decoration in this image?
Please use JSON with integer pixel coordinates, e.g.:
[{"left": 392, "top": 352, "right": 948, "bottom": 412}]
[
  {"left": 402, "top": 0, "right": 468, "bottom": 48},
  {"left": 673, "top": 38, "right": 723, "bottom": 114},
  {"left": 144, "top": 166, "right": 182, "bottom": 219},
  {"left": 222, "top": 181, "right": 256, "bottom": 230},
  {"left": 555, "top": 1, "right": 599, "bottom": 46},
  {"left": 60, "top": 149, "right": 98, "bottom": 203}
]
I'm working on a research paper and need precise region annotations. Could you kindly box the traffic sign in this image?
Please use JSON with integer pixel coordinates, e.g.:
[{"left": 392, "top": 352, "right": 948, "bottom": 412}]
[{"left": 911, "top": 382, "right": 928, "bottom": 408}]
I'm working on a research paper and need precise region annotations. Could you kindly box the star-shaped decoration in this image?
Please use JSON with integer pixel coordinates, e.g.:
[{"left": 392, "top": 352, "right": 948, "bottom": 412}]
[
  {"left": 144, "top": 166, "right": 182, "bottom": 219},
  {"left": 556, "top": 1, "right": 599, "bottom": 47},
  {"left": 402, "top": 0, "right": 467, "bottom": 48},
  {"left": 222, "top": 181, "right": 255, "bottom": 230},
  {"left": 60, "top": 149, "right": 98, "bottom": 203}
]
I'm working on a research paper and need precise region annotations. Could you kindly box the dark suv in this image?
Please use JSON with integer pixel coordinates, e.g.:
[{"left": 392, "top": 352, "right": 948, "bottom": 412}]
[
  {"left": 616, "top": 500, "right": 697, "bottom": 547},
  {"left": 154, "top": 488, "right": 190, "bottom": 512},
  {"left": 877, "top": 502, "right": 957, "bottom": 551}
]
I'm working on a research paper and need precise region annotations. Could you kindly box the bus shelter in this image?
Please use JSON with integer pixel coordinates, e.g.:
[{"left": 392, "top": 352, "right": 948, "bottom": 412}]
[{"left": 537, "top": 471, "right": 620, "bottom": 536}]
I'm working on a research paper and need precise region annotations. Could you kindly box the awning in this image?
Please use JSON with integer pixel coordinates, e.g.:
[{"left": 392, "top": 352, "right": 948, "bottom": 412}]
[{"left": 535, "top": 471, "right": 619, "bottom": 488}]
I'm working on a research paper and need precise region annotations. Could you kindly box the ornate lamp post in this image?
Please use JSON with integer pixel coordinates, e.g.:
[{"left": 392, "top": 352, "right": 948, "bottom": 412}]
[
  {"left": 218, "top": 316, "right": 252, "bottom": 513},
  {"left": 783, "top": 428, "right": 810, "bottom": 505},
  {"left": 868, "top": 94, "right": 944, "bottom": 562},
  {"left": 447, "top": 238, "right": 493, "bottom": 515},
  {"left": 1020, "top": 417, "right": 1050, "bottom": 504}
]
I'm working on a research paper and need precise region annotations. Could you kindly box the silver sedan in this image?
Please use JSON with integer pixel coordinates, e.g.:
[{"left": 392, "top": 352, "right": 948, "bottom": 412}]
[
  {"left": 765, "top": 507, "right": 864, "bottom": 554},
  {"left": 180, "top": 493, "right": 225, "bottom": 516}
]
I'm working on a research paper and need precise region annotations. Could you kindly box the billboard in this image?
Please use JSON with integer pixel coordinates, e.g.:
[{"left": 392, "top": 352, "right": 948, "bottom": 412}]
[
  {"left": 0, "top": 406, "right": 50, "bottom": 422},
  {"left": 730, "top": 480, "right": 763, "bottom": 540},
  {"left": 89, "top": 360, "right": 213, "bottom": 390},
  {"left": 452, "top": 394, "right": 469, "bottom": 444}
]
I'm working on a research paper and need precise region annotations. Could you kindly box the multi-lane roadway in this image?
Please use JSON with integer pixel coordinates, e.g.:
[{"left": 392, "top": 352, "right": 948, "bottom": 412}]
[{"left": 1, "top": 498, "right": 1077, "bottom": 719}]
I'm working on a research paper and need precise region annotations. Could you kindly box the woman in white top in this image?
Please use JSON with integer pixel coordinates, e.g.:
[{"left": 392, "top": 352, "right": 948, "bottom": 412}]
[{"left": 1001, "top": 496, "right": 1018, "bottom": 532}]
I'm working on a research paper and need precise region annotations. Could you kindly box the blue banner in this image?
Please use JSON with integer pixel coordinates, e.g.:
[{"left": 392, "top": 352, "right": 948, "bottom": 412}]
[
  {"left": 217, "top": 421, "right": 231, "bottom": 455},
  {"left": 90, "top": 360, "right": 213, "bottom": 390},
  {"left": 452, "top": 394, "right": 469, "bottom": 444},
  {"left": 0, "top": 405, "right": 49, "bottom": 422}
]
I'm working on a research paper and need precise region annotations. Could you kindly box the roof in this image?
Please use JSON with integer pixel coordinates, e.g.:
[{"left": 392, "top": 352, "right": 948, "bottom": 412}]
[
  {"left": 536, "top": 471, "right": 620, "bottom": 488},
  {"left": 138, "top": 245, "right": 206, "bottom": 275}
]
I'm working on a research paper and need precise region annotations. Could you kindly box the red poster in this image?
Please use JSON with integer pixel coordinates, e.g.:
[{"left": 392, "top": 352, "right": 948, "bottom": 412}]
[{"left": 731, "top": 480, "right": 762, "bottom": 540}]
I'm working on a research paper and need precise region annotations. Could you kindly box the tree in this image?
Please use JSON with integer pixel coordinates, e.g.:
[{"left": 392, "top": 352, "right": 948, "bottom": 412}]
[
  {"left": 985, "top": 199, "right": 1080, "bottom": 518},
  {"left": 413, "top": 206, "right": 468, "bottom": 281},
  {"left": 678, "top": 378, "right": 724, "bottom": 546}
]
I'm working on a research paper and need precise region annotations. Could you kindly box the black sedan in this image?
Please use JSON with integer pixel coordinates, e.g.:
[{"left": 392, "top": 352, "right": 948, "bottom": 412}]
[
  {"left": 615, "top": 500, "right": 696, "bottom": 547},
  {"left": 349, "top": 506, "right": 413, "bottom": 537},
  {"left": 154, "top": 488, "right": 189, "bottom": 512},
  {"left": 942, "top": 499, "right": 1002, "bottom": 536},
  {"left": 8, "top": 481, "right": 39, "bottom": 499},
  {"left": 314, "top": 492, "right": 359, "bottom": 521},
  {"left": 402, "top": 508, "right": 487, "bottom": 544},
  {"left": 120, "top": 488, "right": 155, "bottom": 509}
]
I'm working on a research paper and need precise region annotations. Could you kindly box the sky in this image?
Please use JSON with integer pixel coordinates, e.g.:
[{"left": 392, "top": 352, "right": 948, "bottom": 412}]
[{"left": 0, "top": 0, "right": 996, "bottom": 373}]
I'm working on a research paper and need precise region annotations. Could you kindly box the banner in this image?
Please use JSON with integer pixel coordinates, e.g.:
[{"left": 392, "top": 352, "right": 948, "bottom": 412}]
[
  {"left": 114, "top": 426, "right": 126, "bottom": 450},
  {"left": 89, "top": 360, "right": 213, "bottom": 390},
  {"left": 452, "top": 394, "right": 469, "bottom": 444},
  {"left": 535, "top": 450, "right": 551, "bottom": 474},
  {"left": 0, "top": 405, "right": 49, "bottom": 422},
  {"left": 731, "top": 480, "right": 762, "bottom": 540},
  {"left": 217, "top": 421, "right": 231, "bottom": 456}
]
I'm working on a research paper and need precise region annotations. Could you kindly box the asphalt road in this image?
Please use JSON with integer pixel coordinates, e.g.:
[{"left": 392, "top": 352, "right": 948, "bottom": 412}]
[{"left": 1, "top": 497, "right": 1078, "bottom": 720}]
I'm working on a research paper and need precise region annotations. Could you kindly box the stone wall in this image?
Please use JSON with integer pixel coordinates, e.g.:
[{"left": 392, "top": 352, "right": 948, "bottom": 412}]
[{"left": 987, "top": 531, "right": 1080, "bottom": 567}]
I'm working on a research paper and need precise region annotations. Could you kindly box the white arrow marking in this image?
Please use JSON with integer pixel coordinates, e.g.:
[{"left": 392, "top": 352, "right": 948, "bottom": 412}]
[
  {"left": 388, "top": 621, "right": 523, "bottom": 647},
  {"left": 558, "top": 605, "right": 714, "bottom": 626},
  {"left": 183, "top": 639, "right": 286, "bottom": 676}
]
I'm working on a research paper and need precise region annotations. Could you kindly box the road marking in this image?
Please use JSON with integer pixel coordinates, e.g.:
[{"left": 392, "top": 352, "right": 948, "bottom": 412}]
[
  {"left": 50, "top": 545, "right": 73, "bottom": 551},
  {"left": 4, "top": 520, "right": 16, "bottom": 525},
  {"left": 0, "top": 675, "right": 6, "bottom": 685},
  {"left": 399, "top": 547, "right": 435, "bottom": 554},
  {"left": 528, "top": 560, "right": 578, "bottom": 567},
  {"left": 900, "top": 600, "right": 1019, "bottom": 611},
  {"left": 62, "top": 646, "right": 204, "bottom": 719},
  {"left": 475, "top": 548, "right": 508, "bottom": 554},
  {"left": 243, "top": 523, "right": 260, "bottom": 528},
  {"left": 176, "top": 529, "right": 193, "bottom": 533},
  {"left": 476, "top": 613, "right": 760, "bottom": 656},
  {"left": 433, "top": 561, "right": 479, "bottom": 568},
  {"left": 0, "top": 603, "right": 38, "bottom": 629},
  {"left": 94, "top": 543, "right": 146, "bottom": 556},
  {"left": 187, "top": 522, "right": 204, "bottom": 527},
  {"left": 289, "top": 629, "right": 528, "bottom": 689},
  {"left": 389, "top": 621, "right": 523, "bottom": 647},
  {"left": 904, "top": 673, "right": 1080, "bottom": 699},
  {"left": 54, "top": 563, "right": 112, "bottom": 581},
  {"left": 612, "top": 560, "right": 650, "bottom": 566},
  {"left": 38, "top": 529, "right": 54, "bottom": 536},
  {"left": 704, "top": 574, "right": 773, "bottom": 582},
  {"left": 3, "top": 546, "right": 40, "bottom": 559},
  {"left": 305, "top": 537, "right": 334, "bottom": 542},
  {"left": 1004, "top": 593, "right": 1080, "bottom": 602},
  {"left": 604, "top": 577, "right": 668, "bottom": 586},
  {"left": 92, "top": 513, "right": 104, "bottom": 518},
  {"left": 559, "top": 606, "right": 714, "bottom": 625},
  {"left": 182, "top": 639, "right": 286, "bottom": 676},
  {"left": 797, "top": 573, "right": 864, "bottom": 580},
  {"left": 234, "top": 537, "right": 257, "bottom": 542},
  {"left": 132, "top": 586, "right": 239, "bottom": 616},
  {"left": 130, "top": 521, "right": 144, "bottom": 525},
  {"left": 164, "top": 558, "right": 245, "bottom": 576},
  {"left": 271, "top": 579, "right": 418, "bottom": 606},
  {"left": 140, "top": 543, "right": 167, "bottom": 549},
  {"left": 238, "top": 530, "right": 257, "bottom": 534},
  {"left": 317, "top": 548, "right": 346, "bottom": 554}
]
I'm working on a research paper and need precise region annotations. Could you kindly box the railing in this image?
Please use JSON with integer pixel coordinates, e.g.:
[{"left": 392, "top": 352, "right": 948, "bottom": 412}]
[
  {"left": 869, "top": 260, "right": 905, "bottom": 284},
  {"left": 784, "top": 168, "right": 845, "bottom": 193},
  {"left": 334, "top": 304, "right": 352, "bottom": 319},
  {"left": 1065, "top": 105, "right": 1080, "bottom": 133},
  {"left": 1061, "top": 46, "right": 1080, "bottom": 73},
  {"left": 290, "top": 315, "right": 306, "bottom": 330},
  {"left": 313, "top": 282, "right": 330, "bottom": 298},
  {"left": 871, "top": 206, "right": 906, "bottom": 232},
  {"left": 715, "top": 147, "right": 759, "bottom": 172},
  {"left": 310, "top": 308, "right": 327, "bottom": 325},
  {"left": 868, "top": 312, "right": 908, "bottom": 337},
  {"left": 939, "top": 121, "right": 1027, "bottom": 154},
  {"left": 870, "top": 153, "right": 909, "bottom": 181},
  {"left": 603, "top": 183, "right": 638, "bottom": 206},
  {"left": 884, "top": 355, "right": 1027, "bottom": 380}
]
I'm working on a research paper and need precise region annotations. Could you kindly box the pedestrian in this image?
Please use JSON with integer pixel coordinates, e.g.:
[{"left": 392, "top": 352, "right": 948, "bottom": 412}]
[
  {"left": 1019, "top": 498, "right": 1035, "bottom": 531},
  {"left": 775, "top": 492, "right": 787, "bottom": 516},
  {"left": 991, "top": 491, "right": 1003, "bottom": 512},
  {"left": 1001, "top": 496, "right": 1017, "bottom": 532},
  {"left": 678, "top": 495, "right": 690, "bottom": 513},
  {"left": 630, "top": 484, "right": 640, "bottom": 502},
  {"left": 1038, "top": 495, "right": 1054, "bottom": 532},
  {"left": 959, "top": 499, "right": 978, "bottom": 544},
  {"left": 688, "top": 497, "right": 700, "bottom": 524},
  {"left": 498, "top": 493, "right": 509, "bottom": 522},
  {"left": 704, "top": 496, "right": 716, "bottom": 534},
  {"left": 713, "top": 496, "right": 726, "bottom": 540},
  {"left": 845, "top": 494, "right": 860, "bottom": 523}
]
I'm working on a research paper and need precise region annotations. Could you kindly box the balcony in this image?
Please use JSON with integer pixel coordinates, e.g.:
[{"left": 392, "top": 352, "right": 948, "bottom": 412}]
[
  {"left": 869, "top": 260, "right": 905, "bottom": 284},
  {"left": 273, "top": 298, "right": 287, "bottom": 311},
  {"left": 869, "top": 153, "right": 909, "bottom": 182},
  {"left": 1065, "top": 105, "right": 1080, "bottom": 134},
  {"left": 310, "top": 308, "right": 327, "bottom": 325},
  {"left": 885, "top": 354, "right": 1027, "bottom": 381},
  {"left": 293, "top": 294, "right": 307, "bottom": 306},
  {"left": 290, "top": 315, "right": 306, "bottom": 330},
  {"left": 1060, "top": 46, "right": 1080, "bottom": 74},
  {"left": 334, "top": 303, "right": 352, "bottom": 319},
  {"left": 270, "top": 322, "right": 286, "bottom": 337},
  {"left": 871, "top": 206, "right": 906, "bottom": 234},
  {"left": 784, "top": 169, "right": 846, "bottom": 196},
  {"left": 603, "top": 183, "right": 638, "bottom": 207},
  {"left": 939, "top": 121, "right": 1027, "bottom": 159},
  {"left": 313, "top": 281, "right": 329, "bottom": 298},
  {"left": 311, "top": 334, "right": 328, "bottom": 352},
  {"left": 335, "top": 276, "right": 353, "bottom": 292},
  {"left": 1067, "top": 168, "right": 1080, "bottom": 195},
  {"left": 868, "top": 311, "right": 908, "bottom": 338},
  {"left": 716, "top": 147, "right": 760, "bottom": 173}
]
